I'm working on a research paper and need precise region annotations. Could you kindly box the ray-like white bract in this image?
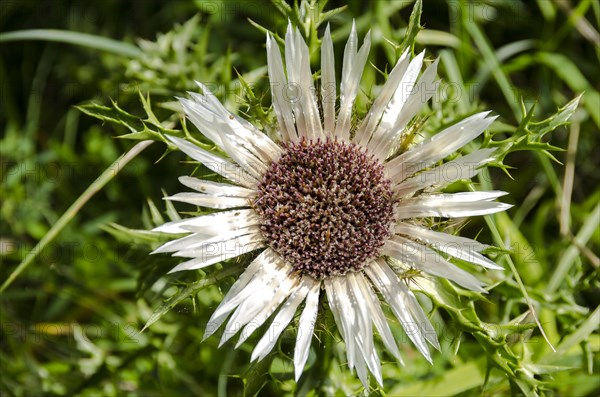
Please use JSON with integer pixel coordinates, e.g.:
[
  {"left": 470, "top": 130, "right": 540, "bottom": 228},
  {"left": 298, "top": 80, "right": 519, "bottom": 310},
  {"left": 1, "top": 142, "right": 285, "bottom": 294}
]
[{"left": 153, "top": 22, "right": 510, "bottom": 388}]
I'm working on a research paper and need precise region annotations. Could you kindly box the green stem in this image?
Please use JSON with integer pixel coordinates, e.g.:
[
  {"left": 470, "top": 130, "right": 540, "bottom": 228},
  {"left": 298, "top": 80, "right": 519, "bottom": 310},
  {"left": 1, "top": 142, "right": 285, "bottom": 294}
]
[
  {"left": 1, "top": 140, "right": 153, "bottom": 293},
  {"left": 545, "top": 202, "right": 600, "bottom": 294},
  {"left": 475, "top": 169, "right": 556, "bottom": 352},
  {"left": 142, "top": 261, "right": 245, "bottom": 332},
  {"left": 314, "top": 310, "right": 334, "bottom": 392},
  {"left": 548, "top": 305, "right": 600, "bottom": 360}
]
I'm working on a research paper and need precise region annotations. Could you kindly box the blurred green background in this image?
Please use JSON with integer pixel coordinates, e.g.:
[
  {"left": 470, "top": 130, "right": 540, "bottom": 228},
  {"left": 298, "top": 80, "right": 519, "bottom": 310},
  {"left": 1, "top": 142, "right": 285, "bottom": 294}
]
[{"left": 1, "top": 0, "right": 599, "bottom": 396}]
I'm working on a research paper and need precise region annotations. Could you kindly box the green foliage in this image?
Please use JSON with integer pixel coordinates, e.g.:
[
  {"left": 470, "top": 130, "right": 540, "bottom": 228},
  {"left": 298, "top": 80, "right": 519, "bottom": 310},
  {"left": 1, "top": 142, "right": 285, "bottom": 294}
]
[
  {"left": 77, "top": 94, "right": 181, "bottom": 143},
  {"left": 2, "top": 0, "right": 598, "bottom": 396},
  {"left": 483, "top": 95, "right": 582, "bottom": 169}
]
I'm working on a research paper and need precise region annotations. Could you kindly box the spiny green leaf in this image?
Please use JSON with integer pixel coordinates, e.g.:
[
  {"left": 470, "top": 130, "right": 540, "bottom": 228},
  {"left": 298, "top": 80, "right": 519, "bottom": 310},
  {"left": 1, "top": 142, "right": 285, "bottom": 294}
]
[
  {"left": 141, "top": 263, "right": 244, "bottom": 332},
  {"left": 100, "top": 222, "right": 166, "bottom": 246},
  {"left": 242, "top": 354, "right": 275, "bottom": 397},
  {"left": 483, "top": 95, "right": 581, "bottom": 166},
  {"left": 162, "top": 189, "right": 182, "bottom": 221},
  {"left": 527, "top": 94, "right": 582, "bottom": 138},
  {"left": 319, "top": 6, "right": 348, "bottom": 28},
  {"left": 399, "top": 0, "right": 422, "bottom": 55},
  {"left": 76, "top": 102, "right": 144, "bottom": 133},
  {"left": 146, "top": 198, "right": 165, "bottom": 226},
  {"left": 78, "top": 93, "right": 182, "bottom": 142},
  {"left": 270, "top": 0, "right": 303, "bottom": 29}
]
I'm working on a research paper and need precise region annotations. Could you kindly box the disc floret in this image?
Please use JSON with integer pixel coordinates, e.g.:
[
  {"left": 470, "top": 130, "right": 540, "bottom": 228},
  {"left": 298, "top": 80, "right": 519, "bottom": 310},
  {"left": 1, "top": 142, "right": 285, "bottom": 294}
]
[{"left": 255, "top": 138, "right": 395, "bottom": 280}]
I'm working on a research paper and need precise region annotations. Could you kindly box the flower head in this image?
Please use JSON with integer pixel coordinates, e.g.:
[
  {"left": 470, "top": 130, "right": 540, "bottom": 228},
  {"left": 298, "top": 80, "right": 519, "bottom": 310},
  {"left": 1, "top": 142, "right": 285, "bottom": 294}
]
[{"left": 153, "top": 22, "right": 510, "bottom": 387}]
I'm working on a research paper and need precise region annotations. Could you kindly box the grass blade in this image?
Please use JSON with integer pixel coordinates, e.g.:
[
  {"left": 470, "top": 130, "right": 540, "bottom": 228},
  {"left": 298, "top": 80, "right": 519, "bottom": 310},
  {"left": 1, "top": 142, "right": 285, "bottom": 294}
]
[
  {"left": 0, "top": 29, "right": 141, "bottom": 57},
  {"left": 0, "top": 140, "right": 153, "bottom": 293}
]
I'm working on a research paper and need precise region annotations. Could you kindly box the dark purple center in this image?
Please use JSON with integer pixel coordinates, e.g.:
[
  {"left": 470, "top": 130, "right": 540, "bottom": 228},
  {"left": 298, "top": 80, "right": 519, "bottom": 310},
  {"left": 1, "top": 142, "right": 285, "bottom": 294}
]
[{"left": 254, "top": 138, "right": 394, "bottom": 280}]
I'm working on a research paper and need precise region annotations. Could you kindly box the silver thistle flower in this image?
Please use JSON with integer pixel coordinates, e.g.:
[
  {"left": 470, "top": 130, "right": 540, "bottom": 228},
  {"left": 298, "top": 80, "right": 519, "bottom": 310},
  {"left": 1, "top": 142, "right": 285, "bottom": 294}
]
[{"left": 153, "top": 22, "right": 511, "bottom": 387}]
